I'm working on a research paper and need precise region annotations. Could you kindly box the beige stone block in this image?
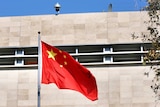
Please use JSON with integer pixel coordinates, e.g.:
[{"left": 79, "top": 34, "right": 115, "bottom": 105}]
[
  {"left": 96, "top": 104, "right": 110, "bottom": 107},
  {"left": 0, "top": 27, "right": 10, "bottom": 33},
  {"left": 73, "top": 98, "right": 98, "bottom": 105},
  {"left": 143, "top": 87, "right": 154, "bottom": 97},
  {"left": 7, "top": 83, "right": 18, "bottom": 90},
  {"left": 21, "top": 21, "right": 31, "bottom": 27},
  {"left": 91, "top": 68, "right": 108, "bottom": 81},
  {"left": 29, "top": 36, "right": 38, "bottom": 46},
  {"left": 129, "top": 12, "right": 144, "bottom": 21},
  {"left": 18, "top": 74, "right": 29, "bottom": 83},
  {"left": 18, "top": 89, "right": 28, "bottom": 95},
  {"left": 28, "top": 89, "right": 37, "bottom": 100},
  {"left": 132, "top": 86, "right": 144, "bottom": 97},
  {"left": 20, "top": 31, "right": 31, "bottom": 37},
  {"left": 7, "top": 100, "right": 17, "bottom": 107},
  {"left": 7, "top": 89, "right": 17, "bottom": 100},
  {"left": 9, "top": 32, "right": 20, "bottom": 37},
  {"left": 0, "top": 91, "right": 7, "bottom": 100},
  {"left": 96, "top": 23, "right": 107, "bottom": 31},
  {"left": 118, "top": 22, "right": 129, "bottom": 27},
  {"left": 0, "top": 30, "right": 9, "bottom": 39},
  {"left": 63, "top": 35, "right": 75, "bottom": 42},
  {"left": 109, "top": 92, "right": 120, "bottom": 104},
  {"left": 110, "top": 104, "right": 133, "bottom": 107},
  {"left": 18, "top": 84, "right": 30, "bottom": 89},
  {"left": 75, "top": 34, "right": 95, "bottom": 44},
  {"left": 73, "top": 15, "right": 86, "bottom": 24},
  {"left": 107, "top": 12, "right": 118, "bottom": 18},
  {"left": 29, "top": 70, "right": 37, "bottom": 81},
  {"left": 120, "top": 98, "right": 132, "bottom": 104},
  {"left": 96, "top": 32, "right": 107, "bottom": 39},
  {"left": 107, "top": 17, "right": 118, "bottom": 23},
  {"left": 9, "top": 41, "right": 20, "bottom": 46},
  {"left": 98, "top": 81, "right": 108, "bottom": 93},
  {"left": 0, "top": 72, "right": 8, "bottom": 78},
  {"left": 41, "top": 21, "right": 53, "bottom": 35},
  {"left": 19, "top": 36, "right": 30, "bottom": 46},
  {"left": 48, "top": 84, "right": 62, "bottom": 90},
  {"left": 107, "top": 22, "right": 118, "bottom": 29},
  {"left": 132, "top": 103, "right": 155, "bottom": 107},
  {"left": 10, "top": 21, "right": 21, "bottom": 27},
  {"left": 120, "top": 89, "right": 132, "bottom": 98},
  {"left": 120, "top": 75, "right": 132, "bottom": 98},
  {"left": 0, "top": 22, "right": 11, "bottom": 28},
  {"left": 109, "top": 82, "right": 120, "bottom": 93},
  {"left": 0, "top": 17, "right": 10, "bottom": 23},
  {"left": 40, "top": 15, "right": 53, "bottom": 21},
  {"left": 85, "top": 24, "right": 96, "bottom": 34},
  {"left": 107, "top": 32, "right": 119, "bottom": 43},
  {"left": 9, "top": 37, "right": 20, "bottom": 43},
  {"left": 0, "top": 91, "right": 7, "bottom": 106},
  {"left": 18, "top": 100, "right": 36, "bottom": 106},
  {"left": 58, "top": 16, "right": 74, "bottom": 25},
  {"left": 20, "top": 26, "right": 31, "bottom": 34},
  {"left": 18, "top": 95, "right": 28, "bottom": 100},
  {"left": 0, "top": 83, "right": 8, "bottom": 91},
  {"left": 51, "top": 25, "right": 65, "bottom": 35},
  {"left": 96, "top": 38, "right": 108, "bottom": 44},
  {"left": 0, "top": 32, "right": 10, "bottom": 41},
  {"left": 30, "top": 21, "right": 41, "bottom": 31},
  {"left": 10, "top": 16, "right": 21, "bottom": 21},
  {"left": 10, "top": 26, "right": 21, "bottom": 32},
  {"left": 52, "top": 40, "right": 64, "bottom": 45},
  {"left": 118, "top": 12, "right": 130, "bottom": 22},
  {"left": 132, "top": 97, "right": 154, "bottom": 103},
  {"left": 109, "top": 70, "right": 120, "bottom": 81},
  {"left": 74, "top": 24, "right": 85, "bottom": 31},
  {"left": 118, "top": 27, "right": 130, "bottom": 34},
  {"left": 96, "top": 30, "right": 108, "bottom": 38},
  {"left": 129, "top": 21, "right": 142, "bottom": 28},
  {"left": 98, "top": 92, "right": 108, "bottom": 100},
  {"left": 0, "top": 101, "right": 7, "bottom": 106},
  {"left": 61, "top": 24, "right": 74, "bottom": 35}
]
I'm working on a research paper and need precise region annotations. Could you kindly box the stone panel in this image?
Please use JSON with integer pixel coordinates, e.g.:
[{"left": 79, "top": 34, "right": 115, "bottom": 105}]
[{"left": 0, "top": 12, "right": 148, "bottom": 46}]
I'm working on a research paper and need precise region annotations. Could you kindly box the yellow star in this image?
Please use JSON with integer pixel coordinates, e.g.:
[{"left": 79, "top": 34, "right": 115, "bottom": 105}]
[
  {"left": 59, "top": 50, "right": 62, "bottom": 53},
  {"left": 64, "top": 61, "right": 67, "bottom": 65},
  {"left": 63, "top": 55, "right": 66, "bottom": 59},
  {"left": 47, "top": 49, "right": 57, "bottom": 60}
]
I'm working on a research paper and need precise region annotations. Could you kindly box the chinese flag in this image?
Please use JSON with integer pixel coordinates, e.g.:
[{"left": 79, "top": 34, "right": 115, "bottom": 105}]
[{"left": 41, "top": 41, "right": 98, "bottom": 101}]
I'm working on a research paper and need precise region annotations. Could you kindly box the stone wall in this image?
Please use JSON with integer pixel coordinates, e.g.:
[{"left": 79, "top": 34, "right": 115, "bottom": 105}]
[
  {"left": 0, "top": 11, "right": 147, "bottom": 47},
  {"left": 0, "top": 66, "right": 156, "bottom": 107},
  {"left": 0, "top": 11, "right": 157, "bottom": 107}
]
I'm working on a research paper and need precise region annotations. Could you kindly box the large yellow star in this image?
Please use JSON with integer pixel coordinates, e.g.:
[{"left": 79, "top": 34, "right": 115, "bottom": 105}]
[{"left": 47, "top": 49, "right": 57, "bottom": 60}]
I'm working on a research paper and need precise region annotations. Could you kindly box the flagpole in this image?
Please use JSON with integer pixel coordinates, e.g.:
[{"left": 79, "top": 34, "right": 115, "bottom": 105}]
[{"left": 38, "top": 31, "right": 41, "bottom": 107}]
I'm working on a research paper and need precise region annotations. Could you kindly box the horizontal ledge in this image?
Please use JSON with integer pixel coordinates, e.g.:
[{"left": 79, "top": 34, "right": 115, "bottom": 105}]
[
  {"left": 0, "top": 64, "right": 38, "bottom": 68},
  {"left": 0, "top": 61, "right": 144, "bottom": 69},
  {"left": 0, "top": 55, "right": 38, "bottom": 58}
]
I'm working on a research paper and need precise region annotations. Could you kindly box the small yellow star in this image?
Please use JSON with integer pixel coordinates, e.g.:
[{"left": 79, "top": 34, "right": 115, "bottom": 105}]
[
  {"left": 63, "top": 55, "right": 66, "bottom": 59},
  {"left": 64, "top": 61, "right": 67, "bottom": 65},
  {"left": 59, "top": 50, "right": 62, "bottom": 53},
  {"left": 47, "top": 49, "right": 57, "bottom": 60}
]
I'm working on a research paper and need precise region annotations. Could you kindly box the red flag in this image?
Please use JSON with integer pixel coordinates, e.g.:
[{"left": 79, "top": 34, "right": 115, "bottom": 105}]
[{"left": 41, "top": 41, "right": 98, "bottom": 101}]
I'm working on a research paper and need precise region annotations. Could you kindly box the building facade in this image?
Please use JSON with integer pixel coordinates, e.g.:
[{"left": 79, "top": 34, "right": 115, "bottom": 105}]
[{"left": 0, "top": 11, "right": 158, "bottom": 107}]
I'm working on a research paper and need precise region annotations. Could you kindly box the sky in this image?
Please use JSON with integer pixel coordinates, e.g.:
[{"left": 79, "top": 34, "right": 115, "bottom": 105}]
[{"left": 0, "top": 0, "right": 147, "bottom": 17}]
